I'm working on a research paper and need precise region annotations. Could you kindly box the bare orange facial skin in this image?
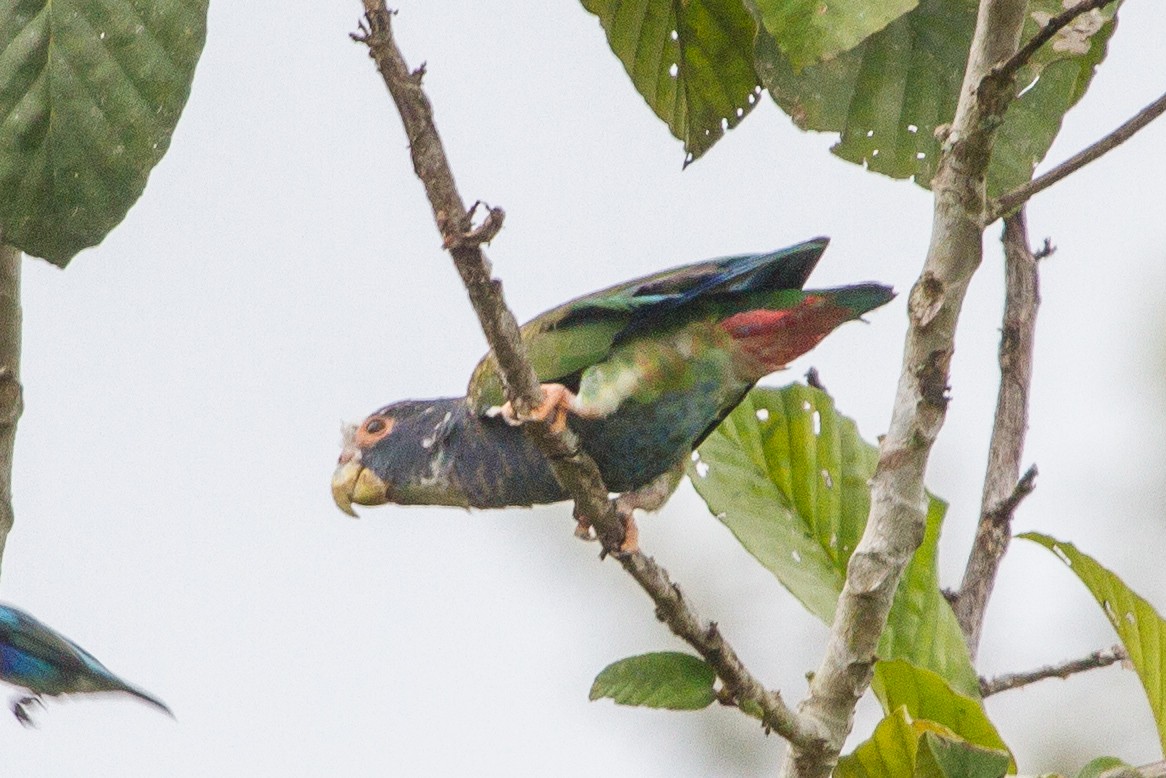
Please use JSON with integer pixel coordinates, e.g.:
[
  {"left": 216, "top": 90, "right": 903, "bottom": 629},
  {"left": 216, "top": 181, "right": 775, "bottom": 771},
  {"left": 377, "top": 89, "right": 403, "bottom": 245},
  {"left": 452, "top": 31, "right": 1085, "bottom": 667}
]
[{"left": 355, "top": 414, "right": 394, "bottom": 448}]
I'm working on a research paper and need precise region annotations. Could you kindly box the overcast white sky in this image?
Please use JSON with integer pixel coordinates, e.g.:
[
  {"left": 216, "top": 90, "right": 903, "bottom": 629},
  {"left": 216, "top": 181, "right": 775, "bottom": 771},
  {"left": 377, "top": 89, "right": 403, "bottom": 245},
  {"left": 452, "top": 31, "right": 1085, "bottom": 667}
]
[{"left": 3, "top": 1, "right": 1165, "bottom": 775}]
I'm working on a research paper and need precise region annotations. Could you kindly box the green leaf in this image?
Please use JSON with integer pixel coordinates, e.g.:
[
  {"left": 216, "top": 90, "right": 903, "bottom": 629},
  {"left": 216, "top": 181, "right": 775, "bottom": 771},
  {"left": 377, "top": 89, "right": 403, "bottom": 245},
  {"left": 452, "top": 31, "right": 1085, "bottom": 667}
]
[
  {"left": 1075, "top": 756, "right": 1138, "bottom": 778},
  {"left": 872, "top": 660, "right": 1013, "bottom": 767},
  {"left": 0, "top": 0, "right": 208, "bottom": 266},
  {"left": 916, "top": 732, "right": 1013, "bottom": 778},
  {"left": 690, "top": 384, "right": 975, "bottom": 695},
  {"left": 754, "top": 0, "right": 917, "bottom": 71},
  {"left": 881, "top": 499, "right": 979, "bottom": 699},
  {"left": 579, "top": 0, "right": 760, "bottom": 164},
  {"left": 838, "top": 707, "right": 1010, "bottom": 778},
  {"left": 589, "top": 651, "right": 716, "bottom": 710},
  {"left": 689, "top": 385, "right": 872, "bottom": 622},
  {"left": 1020, "top": 533, "right": 1166, "bottom": 754},
  {"left": 754, "top": 0, "right": 1120, "bottom": 194}
]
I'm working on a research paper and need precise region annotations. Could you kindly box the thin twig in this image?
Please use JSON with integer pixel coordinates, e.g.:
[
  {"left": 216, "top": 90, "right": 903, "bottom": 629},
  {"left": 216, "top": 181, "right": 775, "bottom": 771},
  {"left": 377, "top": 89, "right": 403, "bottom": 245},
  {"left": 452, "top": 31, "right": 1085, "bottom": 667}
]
[
  {"left": 980, "top": 644, "right": 1127, "bottom": 697},
  {"left": 782, "top": 0, "right": 1032, "bottom": 774},
  {"left": 991, "top": 0, "right": 1119, "bottom": 82},
  {"left": 954, "top": 212, "right": 1041, "bottom": 658},
  {"left": 991, "top": 90, "right": 1166, "bottom": 220},
  {"left": 352, "top": 2, "right": 819, "bottom": 749},
  {"left": 0, "top": 240, "right": 21, "bottom": 576}
]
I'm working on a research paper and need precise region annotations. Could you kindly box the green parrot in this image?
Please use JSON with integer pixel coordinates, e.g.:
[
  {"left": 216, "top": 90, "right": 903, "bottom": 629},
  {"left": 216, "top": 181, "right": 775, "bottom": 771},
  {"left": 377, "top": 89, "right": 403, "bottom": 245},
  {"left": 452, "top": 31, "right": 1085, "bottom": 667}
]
[{"left": 332, "top": 237, "right": 893, "bottom": 549}]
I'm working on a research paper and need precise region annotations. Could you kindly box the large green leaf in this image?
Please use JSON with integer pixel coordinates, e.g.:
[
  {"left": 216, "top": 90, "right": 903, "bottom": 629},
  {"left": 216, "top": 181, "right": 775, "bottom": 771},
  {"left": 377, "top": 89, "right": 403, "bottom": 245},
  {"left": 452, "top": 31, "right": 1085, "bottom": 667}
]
[
  {"left": 0, "top": 0, "right": 207, "bottom": 266},
  {"left": 754, "top": 0, "right": 917, "bottom": 71},
  {"left": 881, "top": 498, "right": 979, "bottom": 699},
  {"left": 872, "top": 660, "right": 1013, "bottom": 768},
  {"left": 755, "top": 0, "right": 1121, "bottom": 195},
  {"left": 589, "top": 651, "right": 717, "bottom": 710},
  {"left": 1020, "top": 533, "right": 1166, "bottom": 754},
  {"left": 579, "top": 0, "right": 760, "bottom": 164},
  {"left": 837, "top": 706, "right": 1010, "bottom": 778},
  {"left": 690, "top": 384, "right": 975, "bottom": 695},
  {"left": 690, "top": 385, "right": 872, "bottom": 623}
]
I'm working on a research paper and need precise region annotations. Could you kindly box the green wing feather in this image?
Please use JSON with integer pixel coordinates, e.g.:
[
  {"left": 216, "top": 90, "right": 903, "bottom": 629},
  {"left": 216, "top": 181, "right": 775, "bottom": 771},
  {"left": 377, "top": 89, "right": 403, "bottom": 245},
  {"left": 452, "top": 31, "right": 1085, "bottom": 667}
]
[{"left": 465, "top": 239, "right": 829, "bottom": 413}]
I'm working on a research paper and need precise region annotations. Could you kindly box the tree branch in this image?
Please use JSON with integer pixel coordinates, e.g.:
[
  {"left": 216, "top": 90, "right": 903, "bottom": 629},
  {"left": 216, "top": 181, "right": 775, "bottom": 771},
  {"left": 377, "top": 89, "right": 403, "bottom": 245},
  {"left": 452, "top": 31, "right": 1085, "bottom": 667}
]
[
  {"left": 991, "top": 90, "right": 1166, "bottom": 220},
  {"left": 992, "top": 0, "right": 1119, "bottom": 82},
  {"left": 0, "top": 240, "right": 21, "bottom": 576},
  {"left": 352, "top": 2, "right": 819, "bottom": 749},
  {"left": 953, "top": 212, "right": 1041, "bottom": 657},
  {"left": 782, "top": 1, "right": 1031, "bottom": 774},
  {"left": 979, "top": 644, "right": 1127, "bottom": 697}
]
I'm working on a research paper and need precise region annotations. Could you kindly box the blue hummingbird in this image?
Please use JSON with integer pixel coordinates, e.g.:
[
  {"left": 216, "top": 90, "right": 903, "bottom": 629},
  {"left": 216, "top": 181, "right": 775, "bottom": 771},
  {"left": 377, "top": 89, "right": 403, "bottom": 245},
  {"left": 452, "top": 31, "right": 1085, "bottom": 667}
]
[{"left": 0, "top": 603, "right": 172, "bottom": 725}]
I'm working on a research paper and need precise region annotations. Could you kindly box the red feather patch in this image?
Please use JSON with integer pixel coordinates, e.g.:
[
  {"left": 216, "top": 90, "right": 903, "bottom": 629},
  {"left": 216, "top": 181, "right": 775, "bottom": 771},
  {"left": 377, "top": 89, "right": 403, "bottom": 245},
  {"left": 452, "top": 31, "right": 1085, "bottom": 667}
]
[{"left": 720, "top": 296, "right": 850, "bottom": 375}]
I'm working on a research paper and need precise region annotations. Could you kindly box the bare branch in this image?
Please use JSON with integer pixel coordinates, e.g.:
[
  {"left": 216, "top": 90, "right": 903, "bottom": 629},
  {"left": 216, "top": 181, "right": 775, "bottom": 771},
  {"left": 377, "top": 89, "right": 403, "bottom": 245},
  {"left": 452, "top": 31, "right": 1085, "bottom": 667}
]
[
  {"left": 0, "top": 240, "right": 21, "bottom": 575},
  {"left": 992, "top": 0, "right": 1119, "bottom": 82},
  {"left": 980, "top": 644, "right": 1127, "bottom": 697},
  {"left": 991, "top": 90, "right": 1166, "bottom": 220},
  {"left": 353, "top": 2, "right": 819, "bottom": 749},
  {"left": 954, "top": 212, "right": 1041, "bottom": 657},
  {"left": 782, "top": 1, "right": 1031, "bottom": 774}
]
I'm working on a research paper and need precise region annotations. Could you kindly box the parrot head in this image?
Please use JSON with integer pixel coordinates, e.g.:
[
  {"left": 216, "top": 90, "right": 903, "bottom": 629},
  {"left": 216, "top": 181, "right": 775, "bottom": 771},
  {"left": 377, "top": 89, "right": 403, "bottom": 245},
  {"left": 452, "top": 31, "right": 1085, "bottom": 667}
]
[{"left": 332, "top": 398, "right": 470, "bottom": 515}]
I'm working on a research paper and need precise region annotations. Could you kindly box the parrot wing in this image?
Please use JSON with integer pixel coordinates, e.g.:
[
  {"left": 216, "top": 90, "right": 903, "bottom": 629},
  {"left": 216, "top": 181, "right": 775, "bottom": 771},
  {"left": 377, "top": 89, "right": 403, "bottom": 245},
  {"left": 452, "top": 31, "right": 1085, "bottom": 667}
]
[{"left": 466, "top": 238, "right": 830, "bottom": 413}]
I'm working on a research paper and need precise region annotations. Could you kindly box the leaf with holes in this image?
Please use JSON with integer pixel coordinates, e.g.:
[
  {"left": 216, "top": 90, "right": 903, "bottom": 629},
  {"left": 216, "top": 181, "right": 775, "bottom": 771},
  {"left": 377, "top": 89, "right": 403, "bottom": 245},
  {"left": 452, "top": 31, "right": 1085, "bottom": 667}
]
[
  {"left": 1020, "top": 532, "right": 1166, "bottom": 753},
  {"left": 589, "top": 651, "right": 716, "bottom": 710},
  {"left": 690, "top": 384, "right": 976, "bottom": 694},
  {"left": 754, "top": 0, "right": 917, "bottom": 71},
  {"left": 872, "top": 660, "right": 1013, "bottom": 766},
  {"left": 755, "top": 0, "right": 1121, "bottom": 194},
  {"left": 579, "top": 0, "right": 760, "bottom": 164},
  {"left": 0, "top": 0, "right": 208, "bottom": 266},
  {"left": 837, "top": 706, "right": 1010, "bottom": 778}
]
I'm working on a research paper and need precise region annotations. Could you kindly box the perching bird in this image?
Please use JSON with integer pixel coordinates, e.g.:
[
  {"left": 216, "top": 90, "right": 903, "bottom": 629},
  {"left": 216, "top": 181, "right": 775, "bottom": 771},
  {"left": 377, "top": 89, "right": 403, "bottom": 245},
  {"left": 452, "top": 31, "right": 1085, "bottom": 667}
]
[
  {"left": 332, "top": 237, "right": 893, "bottom": 550},
  {"left": 0, "top": 604, "right": 172, "bottom": 725}
]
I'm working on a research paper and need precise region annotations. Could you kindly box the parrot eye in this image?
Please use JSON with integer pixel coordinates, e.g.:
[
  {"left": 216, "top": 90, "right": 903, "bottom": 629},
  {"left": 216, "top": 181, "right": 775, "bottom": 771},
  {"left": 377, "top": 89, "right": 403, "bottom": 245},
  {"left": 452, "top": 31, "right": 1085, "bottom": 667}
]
[{"left": 355, "top": 415, "right": 394, "bottom": 447}]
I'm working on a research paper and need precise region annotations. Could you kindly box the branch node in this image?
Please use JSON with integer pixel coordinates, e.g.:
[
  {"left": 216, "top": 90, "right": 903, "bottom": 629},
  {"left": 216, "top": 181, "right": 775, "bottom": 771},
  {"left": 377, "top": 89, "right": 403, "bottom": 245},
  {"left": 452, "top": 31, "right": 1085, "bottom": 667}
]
[
  {"left": 805, "top": 367, "right": 828, "bottom": 393},
  {"left": 1034, "top": 238, "right": 1056, "bottom": 260}
]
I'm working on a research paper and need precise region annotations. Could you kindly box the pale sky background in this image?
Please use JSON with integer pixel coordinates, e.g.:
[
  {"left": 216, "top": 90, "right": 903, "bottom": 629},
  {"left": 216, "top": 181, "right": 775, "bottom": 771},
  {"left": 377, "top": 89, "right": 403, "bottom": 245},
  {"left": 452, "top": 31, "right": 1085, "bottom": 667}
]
[{"left": 2, "top": 1, "right": 1165, "bottom": 775}]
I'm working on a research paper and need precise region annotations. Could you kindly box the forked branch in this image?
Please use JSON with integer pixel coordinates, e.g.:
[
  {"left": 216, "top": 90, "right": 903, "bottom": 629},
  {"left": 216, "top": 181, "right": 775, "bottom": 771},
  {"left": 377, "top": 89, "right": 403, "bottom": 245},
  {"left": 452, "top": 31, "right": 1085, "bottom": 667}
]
[{"left": 954, "top": 212, "right": 1042, "bottom": 657}]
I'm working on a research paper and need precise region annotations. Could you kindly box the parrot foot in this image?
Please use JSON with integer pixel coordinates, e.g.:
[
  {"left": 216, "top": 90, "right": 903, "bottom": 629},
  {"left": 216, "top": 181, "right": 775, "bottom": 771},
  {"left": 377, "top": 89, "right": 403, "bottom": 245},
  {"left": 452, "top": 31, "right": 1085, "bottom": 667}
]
[
  {"left": 572, "top": 505, "right": 639, "bottom": 555},
  {"left": 12, "top": 695, "right": 43, "bottom": 728},
  {"left": 498, "top": 383, "right": 580, "bottom": 433}
]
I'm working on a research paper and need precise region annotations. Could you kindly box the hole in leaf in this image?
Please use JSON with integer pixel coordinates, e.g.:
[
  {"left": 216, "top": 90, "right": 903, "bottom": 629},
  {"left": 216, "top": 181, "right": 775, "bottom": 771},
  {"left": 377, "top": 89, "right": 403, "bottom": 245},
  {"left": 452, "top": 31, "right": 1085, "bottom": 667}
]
[
  {"left": 695, "top": 461, "right": 710, "bottom": 478},
  {"left": 871, "top": 149, "right": 879, "bottom": 157},
  {"left": 792, "top": 550, "right": 802, "bottom": 563},
  {"left": 690, "top": 451, "right": 700, "bottom": 462},
  {"left": 821, "top": 469, "right": 833, "bottom": 488},
  {"left": 907, "top": 124, "right": 918, "bottom": 133},
  {"left": 916, "top": 152, "right": 926, "bottom": 160},
  {"left": 812, "top": 411, "right": 821, "bottom": 435},
  {"left": 670, "top": 29, "right": 679, "bottom": 41},
  {"left": 866, "top": 129, "right": 874, "bottom": 138},
  {"left": 756, "top": 408, "right": 770, "bottom": 422},
  {"left": 669, "top": 63, "right": 679, "bottom": 78},
  {"left": 1053, "top": 545, "right": 1071, "bottom": 565},
  {"left": 736, "top": 107, "right": 744, "bottom": 118}
]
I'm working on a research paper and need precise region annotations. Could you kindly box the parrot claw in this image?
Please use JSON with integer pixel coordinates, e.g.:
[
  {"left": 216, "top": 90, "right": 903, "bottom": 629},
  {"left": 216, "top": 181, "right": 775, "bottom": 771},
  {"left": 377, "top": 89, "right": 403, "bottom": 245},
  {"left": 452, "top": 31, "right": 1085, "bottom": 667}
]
[
  {"left": 497, "top": 384, "right": 577, "bottom": 433},
  {"left": 12, "top": 695, "right": 43, "bottom": 728}
]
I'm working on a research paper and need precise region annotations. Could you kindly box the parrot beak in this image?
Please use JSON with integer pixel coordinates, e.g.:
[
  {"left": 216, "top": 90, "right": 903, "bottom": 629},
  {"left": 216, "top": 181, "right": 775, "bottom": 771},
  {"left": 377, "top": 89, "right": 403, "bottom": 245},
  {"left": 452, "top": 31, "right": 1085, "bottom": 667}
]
[{"left": 331, "top": 459, "right": 390, "bottom": 517}]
